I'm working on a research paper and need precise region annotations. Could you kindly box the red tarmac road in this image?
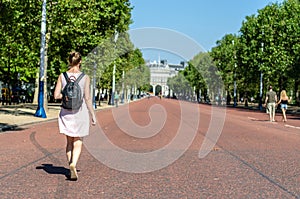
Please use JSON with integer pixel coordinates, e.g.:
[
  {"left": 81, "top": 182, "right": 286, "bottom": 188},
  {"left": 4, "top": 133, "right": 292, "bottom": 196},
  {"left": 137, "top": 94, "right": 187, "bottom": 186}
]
[{"left": 1, "top": 97, "right": 300, "bottom": 198}]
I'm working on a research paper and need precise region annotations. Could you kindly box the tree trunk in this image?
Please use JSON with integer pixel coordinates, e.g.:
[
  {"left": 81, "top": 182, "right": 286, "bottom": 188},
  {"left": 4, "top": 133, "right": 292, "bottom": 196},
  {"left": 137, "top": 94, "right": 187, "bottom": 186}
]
[
  {"left": 226, "top": 88, "right": 231, "bottom": 105},
  {"left": 295, "top": 80, "right": 300, "bottom": 106}
]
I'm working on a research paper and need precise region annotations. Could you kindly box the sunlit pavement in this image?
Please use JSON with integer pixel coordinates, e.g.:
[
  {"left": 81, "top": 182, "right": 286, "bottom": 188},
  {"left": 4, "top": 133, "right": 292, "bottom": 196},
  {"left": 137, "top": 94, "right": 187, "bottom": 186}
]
[
  {"left": 0, "top": 102, "right": 112, "bottom": 132},
  {"left": 1, "top": 98, "right": 300, "bottom": 198}
]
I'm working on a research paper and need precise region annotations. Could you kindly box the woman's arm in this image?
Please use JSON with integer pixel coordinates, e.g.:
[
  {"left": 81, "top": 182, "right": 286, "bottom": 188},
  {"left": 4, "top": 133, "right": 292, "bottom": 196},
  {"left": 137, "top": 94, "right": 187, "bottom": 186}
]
[
  {"left": 54, "top": 74, "right": 63, "bottom": 100},
  {"left": 277, "top": 98, "right": 281, "bottom": 105},
  {"left": 84, "top": 75, "right": 96, "bottom": 125}
]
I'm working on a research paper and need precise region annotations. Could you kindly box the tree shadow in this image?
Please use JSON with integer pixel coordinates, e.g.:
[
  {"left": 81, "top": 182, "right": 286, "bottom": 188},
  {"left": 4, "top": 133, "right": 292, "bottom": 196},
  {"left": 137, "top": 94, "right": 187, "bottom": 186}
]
[
  {"left": 0, "top": 123, "right": 26, "bottom": 132},
  {"left": 0, "top": 108, "right": 35, "bottom": 116},
  {"left": 287, "top": 115, "right": 300, "bottom": 121}
]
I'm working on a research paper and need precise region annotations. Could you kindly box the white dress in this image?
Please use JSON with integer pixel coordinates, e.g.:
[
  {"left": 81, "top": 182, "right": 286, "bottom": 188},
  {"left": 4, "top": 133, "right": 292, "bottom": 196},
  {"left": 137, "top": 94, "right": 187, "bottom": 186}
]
[{"left": 58, "top": 72, "right": 90, "bottom": 137}]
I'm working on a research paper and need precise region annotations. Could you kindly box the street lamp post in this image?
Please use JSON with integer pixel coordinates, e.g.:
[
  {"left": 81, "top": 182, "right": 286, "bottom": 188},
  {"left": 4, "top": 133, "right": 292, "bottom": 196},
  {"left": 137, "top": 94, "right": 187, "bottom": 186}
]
[
  {"left": 92, "top": 49, "right": 97, "bottom": 109},
  {"left": 35, "top": 0, "right": 47, "bottom": 118},
  {"left": 110, "top": 31, "right": 119, "bottom": 106},
  {"left": 259, "top": 39, "right": 264, "bottom": 110},
  {"left": 232, "top": 40, "right": 237, "bottom": 107},
  {"left": 92, "top": 61, "right": 97, "bottom": 109},
  {"left": 234, "top": 63, "right": 237, "bottom": 107},
  {"left": 121, "top": 70, "right": 125, "bottom": 104}
]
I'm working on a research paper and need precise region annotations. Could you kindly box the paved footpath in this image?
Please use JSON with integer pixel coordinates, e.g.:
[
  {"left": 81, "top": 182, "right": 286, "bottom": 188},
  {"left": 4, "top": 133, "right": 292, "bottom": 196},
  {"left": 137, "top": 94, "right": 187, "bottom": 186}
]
[
  {"left": 0, "top": 102, "right": 111, "bottom": 132},
  {"left": 1, "top": 99, "right": 300, "bottom": 198},
  {"left": 1, "top": 102, "right": 299, "bottom": 132}
]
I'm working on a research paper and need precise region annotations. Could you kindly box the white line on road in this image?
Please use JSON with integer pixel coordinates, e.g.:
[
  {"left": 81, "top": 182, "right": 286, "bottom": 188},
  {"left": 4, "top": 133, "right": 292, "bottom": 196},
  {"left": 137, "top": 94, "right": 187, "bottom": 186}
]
[
  {"left": 248, "top": 117, "right": 258, "bottom": 121},
  {"left": 248, "top": 117, "right": 300, "bottom": 130},
  {"left": 285, "top": 124, "right": 300, "bottom": 130}
]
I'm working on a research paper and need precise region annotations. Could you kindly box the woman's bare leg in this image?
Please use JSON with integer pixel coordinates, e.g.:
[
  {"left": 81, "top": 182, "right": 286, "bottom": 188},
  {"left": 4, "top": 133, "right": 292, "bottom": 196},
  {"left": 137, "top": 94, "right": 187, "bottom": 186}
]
[
  {"left": 66, "top": 136, "right": 73, "bottom": 165},
  {"left": 71, "top": 137, "right": 83, "bottom": 167},
  {"left": 68, "top": 137, "right": 82, "bottom": 180},
  {"left": 282, "top": 108, "right": 287, "bottom": 122}
]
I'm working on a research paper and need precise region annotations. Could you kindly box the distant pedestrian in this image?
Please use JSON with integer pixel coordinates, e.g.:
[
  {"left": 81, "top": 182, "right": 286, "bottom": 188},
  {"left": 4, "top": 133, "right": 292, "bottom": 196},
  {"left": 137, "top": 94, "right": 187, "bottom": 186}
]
[
  {"left": 127, "top": 94, "right": 131, "bottom": 103},
  {"left": 114, "top": 92, "right": 119, "bottom": 107},
  {"left": 158, "top": 92, "right": 162, "bottom": 100},
  {"left": 264, "top": 85, "right": 277, "bottom": 122},
  {"left": 215, "top": 95, "right": 219, "bottom": 105},
  {"left": 277, "top": 90, "right": 291, "bottom": 122},
  {"left": 54, "top": 51, "right": 96, "bottom": 181}
]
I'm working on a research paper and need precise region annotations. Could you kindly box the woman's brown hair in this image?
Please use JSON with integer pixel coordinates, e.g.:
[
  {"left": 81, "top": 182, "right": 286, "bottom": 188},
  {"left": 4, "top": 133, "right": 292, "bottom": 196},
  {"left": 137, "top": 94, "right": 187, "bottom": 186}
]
[{"left": 68, "top": 51, "right": 82, "bottom": 67}]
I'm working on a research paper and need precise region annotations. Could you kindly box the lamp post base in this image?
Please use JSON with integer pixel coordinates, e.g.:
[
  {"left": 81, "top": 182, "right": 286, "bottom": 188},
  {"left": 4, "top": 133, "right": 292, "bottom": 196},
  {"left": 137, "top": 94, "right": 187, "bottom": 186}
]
[
  {"left": 108, "top": 93, "right": 115, "bottom": 106},
  {"left": 233, "top": 97, "right": 237, "bottom": 107},
  {"left": 34, "top": 80, "right": 47, "bottom": 118},
  {"left": 34, "top": 107, "right": 47, "bottom": 118},
  {"left": 259, "top": 98, "right": 263, "bottom": 111}
]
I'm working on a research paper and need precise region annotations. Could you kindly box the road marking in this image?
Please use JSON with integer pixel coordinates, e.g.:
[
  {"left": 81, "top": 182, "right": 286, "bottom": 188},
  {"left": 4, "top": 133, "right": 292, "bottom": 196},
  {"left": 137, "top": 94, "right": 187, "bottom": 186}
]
[
  {"left": 248, "top": 117, "right": 278, "bottom": 124},
  {"left": 248, "top": 117, "right": 258, "bottom": 121},
  {"left": 285, "top": 124, "right": 300, "bottom": 130},
  {"left": 248, "top": 117, "right": 300, "bottom": 129}
]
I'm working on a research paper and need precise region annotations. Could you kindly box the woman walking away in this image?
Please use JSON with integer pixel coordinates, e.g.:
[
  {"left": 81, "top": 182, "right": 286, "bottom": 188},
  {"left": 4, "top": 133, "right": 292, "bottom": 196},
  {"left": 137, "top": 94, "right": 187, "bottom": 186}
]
[
  {"left": 54, "top": 51, "right": 96, "bottom": 181},
  {"left": 277, "top": 90, "right": 291, "bottom": 122}
]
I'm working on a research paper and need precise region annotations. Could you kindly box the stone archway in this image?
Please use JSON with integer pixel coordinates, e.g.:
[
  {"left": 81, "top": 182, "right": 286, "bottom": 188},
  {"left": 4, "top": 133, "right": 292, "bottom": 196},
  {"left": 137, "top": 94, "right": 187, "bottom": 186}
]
[
  {"left": 155, "top": 85, "right": 162, "bottom": 96},
  {"left": 149, "top": 85, "right": 154, "bottom": 95}
]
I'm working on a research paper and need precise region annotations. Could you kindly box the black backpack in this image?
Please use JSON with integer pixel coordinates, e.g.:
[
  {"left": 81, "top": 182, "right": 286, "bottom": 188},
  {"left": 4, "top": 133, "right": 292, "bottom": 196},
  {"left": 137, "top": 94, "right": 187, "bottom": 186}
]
[{"left": 61, "top": 72, "right": 85, "bottom": 110}]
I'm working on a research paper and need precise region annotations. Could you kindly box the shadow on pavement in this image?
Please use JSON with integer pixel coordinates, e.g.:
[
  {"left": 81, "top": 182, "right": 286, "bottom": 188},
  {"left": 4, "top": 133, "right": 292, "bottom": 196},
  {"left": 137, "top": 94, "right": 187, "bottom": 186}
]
[
  {"left": 290, "top": 117, "right": 300, "bottom": 120},
  {"left": 36, "top": 164, "right": 69, "bottom": 178},
  {"left": 226, "top": 104, "right": 300, "bottom": 124},
  {"left": 36, "top": 163, "right": 82, "bottom": 181},
  {"left": 0, "top": 108, "right": 35, "bottom": 116},
  {"left": 0, "top": 123, "right": 26, "bottom": 132}
]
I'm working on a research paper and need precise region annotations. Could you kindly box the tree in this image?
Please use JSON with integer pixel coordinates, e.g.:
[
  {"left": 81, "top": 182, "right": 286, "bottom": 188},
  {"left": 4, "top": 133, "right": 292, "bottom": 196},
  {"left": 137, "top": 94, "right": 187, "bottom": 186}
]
[
  {"left": 281, "top": 0, "right": 300, "bottom": 103},
  {"left": 167, "top": 72, "right": 192, "bottom": 100},
  {"left": 82, "top": 31, "right": 145, "bottom": 103},
  {"left": 46, "top": 0, "right": 133, "bottom": 90},
  {"left": 240, "top": 0, "right": 300, "bottom": 100},
  {"left": 0, "top": 0, "right": 133, "bottom": 105},
  {"left": 210, "top": 0, "right": 300, "bottom": 105}
]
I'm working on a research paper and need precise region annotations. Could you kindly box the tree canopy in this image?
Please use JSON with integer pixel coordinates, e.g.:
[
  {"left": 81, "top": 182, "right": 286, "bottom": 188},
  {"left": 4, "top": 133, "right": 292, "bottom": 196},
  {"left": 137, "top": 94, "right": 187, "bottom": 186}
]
[
  {"left": 0, "top": 0, "right": 132, "bottom": 82},
  {"left": 210, "top": 0, "right": 300, "bottom": 104},
  {"left": 0, "top": 0, "right": 150, "bottom": 103}
]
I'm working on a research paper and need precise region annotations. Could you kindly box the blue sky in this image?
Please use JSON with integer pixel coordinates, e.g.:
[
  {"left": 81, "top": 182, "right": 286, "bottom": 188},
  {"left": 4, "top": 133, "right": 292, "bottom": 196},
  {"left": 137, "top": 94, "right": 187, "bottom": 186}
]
[{"left": 129, "top": 0, "right": 284, "bottom": 64}]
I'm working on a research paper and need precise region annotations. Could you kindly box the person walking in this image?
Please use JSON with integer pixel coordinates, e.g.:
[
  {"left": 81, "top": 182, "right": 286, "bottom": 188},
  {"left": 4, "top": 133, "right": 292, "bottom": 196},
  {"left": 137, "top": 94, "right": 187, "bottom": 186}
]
[
  {"left": 54, "top": 51, "right": 96, "bottom": 181},
  {"left": 277, "top": 90, "right": 291, "bottom": 122},
  {"left": 114, "top": 92, "right": 119, "bottom": 107},
  {"left": 264, "top": 85, "right": 277, "bottom": 122}
]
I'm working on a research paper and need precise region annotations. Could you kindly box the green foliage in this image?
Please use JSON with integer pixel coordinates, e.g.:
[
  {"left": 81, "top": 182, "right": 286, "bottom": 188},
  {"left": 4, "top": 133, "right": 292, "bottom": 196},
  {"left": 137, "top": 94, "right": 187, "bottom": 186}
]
[
  {"left": 167, "top": 72, "right": 192, "bottom": 98},
  {"left": 122, "top": 63, "right": 150, "bottom": 92},
  {"left": 0, "top": 0, "right": 41, "bottom": 84},
  {"left": 47, "top": 0, "right": 133, "bottom": 86},
  {"left": 81, "top": 31, "right": 146, "bottom": 91},
  {"left": 118, "top": 47, "right": 148, "bottom": 92},
  {"left": 188, "top": 52, "right": 223, "bottom": 100},
  {"left": 167, "top": 51, "right": 224, "bottom": 102},
  {"left": 0, "top": 0, "right": 133, "bottom": 91},
  {"left": 210, "top": 0, "right": 300, "bottom": 102}
]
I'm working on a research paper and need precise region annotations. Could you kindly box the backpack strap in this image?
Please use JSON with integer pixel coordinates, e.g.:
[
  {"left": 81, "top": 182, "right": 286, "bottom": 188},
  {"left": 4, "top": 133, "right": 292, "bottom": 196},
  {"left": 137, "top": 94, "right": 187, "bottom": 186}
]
[
  {"left": 75, "top": 72, "right": 85, "bottom": 83},
  {"left": 63, "top": 72, "right": 85, "bottom": 83},
  {"left": 62, "top": 72, "right": 70, "bottom": 82}
]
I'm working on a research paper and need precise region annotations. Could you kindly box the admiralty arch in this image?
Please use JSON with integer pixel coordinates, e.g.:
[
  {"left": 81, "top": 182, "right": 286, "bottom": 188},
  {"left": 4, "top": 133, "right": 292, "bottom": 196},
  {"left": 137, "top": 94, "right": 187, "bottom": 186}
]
[{"left": 146, "top": 60, "right": 186, "bottom": 96}]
